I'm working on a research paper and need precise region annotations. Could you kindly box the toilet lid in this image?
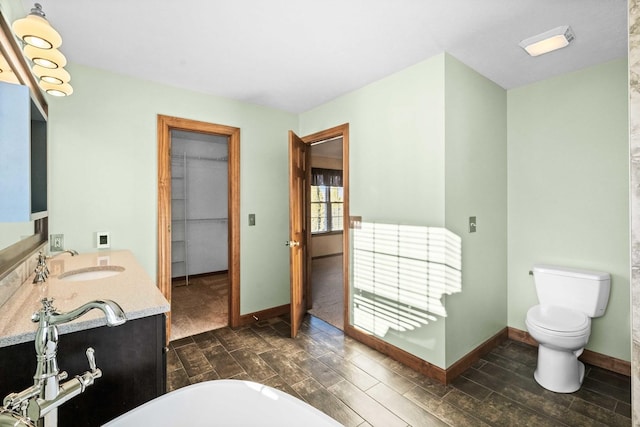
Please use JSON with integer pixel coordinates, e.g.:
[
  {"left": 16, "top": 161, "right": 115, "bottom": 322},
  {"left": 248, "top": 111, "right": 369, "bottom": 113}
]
[{"left": 527, "top": 305, "right": 590, "bottom": 334}]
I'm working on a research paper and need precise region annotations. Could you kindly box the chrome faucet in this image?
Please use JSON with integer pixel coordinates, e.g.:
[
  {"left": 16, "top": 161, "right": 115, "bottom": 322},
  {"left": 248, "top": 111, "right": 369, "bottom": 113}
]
[
  {"left": 1, "top": 298, "right": 126, "bottom": 427},
  {"left": 32, "top": 250, "right": 78, "bottom": 284}
]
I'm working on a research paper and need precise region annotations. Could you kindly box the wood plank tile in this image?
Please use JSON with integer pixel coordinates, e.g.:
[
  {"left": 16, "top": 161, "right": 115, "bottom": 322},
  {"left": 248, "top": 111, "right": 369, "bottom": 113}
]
[
  {"left": 191, "top": 330, "right": 220, "bottom": 349},
  {"left": 569, "top": 398, "right": 632, "bottom": 427},
  {"left": 476, "top": 360, "right": 574, "bottom": 407},
  {"left": 444, "top": 388, "right": 559, "bottom": 427},
  {"left": 234, "top": 327, "right": 275, "bottom": 354},
  {"left": 201, "top": 344, "right": 245, "bottom": 378},
  {"left": 251, "top": 324, "right": 304, "bottom": 355},
  {"left": 230, "top": 348, "right": 277, "bottom": 382},
  {"left": 169, "top": 335, "right": 194, "bottom": 349},
  {"left": 166, "top": 347, "right": 184, "bottom": 373},
  {"left": 328, "top": 380, "right": 408, "bottom": 427},
  {"left": 450, "top": 375, "right": 492, "bottom": 401},
  {"left": 214, "top": 327, "right": 249, "bottom": 352},
  {"left": 349, "top": 353, "right": 415, "bottom": 394},
  {"left": 188, "top": 369, "right": 219, "bottom": 384},
  {"left": 366, "top": 383, "right": 448, "bottom": 427},
  {"left": 167, "top": 368, "right": 190, "bottom": 392},
  {"left": 582, "top": 376, "right": 632, "bottom": 404},
  {"left": 586, "top": 365, "right": 632, "bottom": 390},
  {"left": 289, "top": 351, "right": 344, "bottom": 389},
  {"left": 292, "top": 377, "right": 364, "bottom": 427},
  {"left": 174, "top": 343, "right": 213, "bottom": 377},
  {"left": 404, "top": 385, "right": 491, "bottom": 427},
  {"left": 482, "top": 351, "right": 535, "bottom": 379},
  {"left": 262, "top": 374, "right": 305, "bottom": 401},
  {"left": 259, "top": 349, "right": 309, "bottom": 384},
  {"left": 318, "top": 352, "right": 379, "bottom": 391}
]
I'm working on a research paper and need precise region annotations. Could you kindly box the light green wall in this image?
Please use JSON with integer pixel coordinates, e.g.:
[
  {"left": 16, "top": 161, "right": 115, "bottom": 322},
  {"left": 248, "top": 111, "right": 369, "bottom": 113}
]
[
  {"left": 443, "top": 55, "right": 507, "bottom": 367},
  {"left": 507, "top": 58, "right": 630, "bottom": 361},
  {"left": 47, "top": 63, "right": 297, "bottom": 315},
  {"left": 300, "top": 54, "right": 509, "bottom": 369},
  {"left": 2, "top": 0, "right": 630, "bottom": 365},
  {"left": 300, "top": 54, "right": 449, "bottom": 366}
]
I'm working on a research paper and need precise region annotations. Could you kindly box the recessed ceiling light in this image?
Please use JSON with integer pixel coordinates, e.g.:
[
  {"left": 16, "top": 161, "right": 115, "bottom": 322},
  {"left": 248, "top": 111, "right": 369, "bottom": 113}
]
[{"left": 519, "top": 26, "right": 575, "bottom": 57}]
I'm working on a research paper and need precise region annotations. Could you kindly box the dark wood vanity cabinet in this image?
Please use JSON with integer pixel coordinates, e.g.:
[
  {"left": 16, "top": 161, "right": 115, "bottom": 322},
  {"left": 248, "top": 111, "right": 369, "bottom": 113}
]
[{"left": 0, "top": 314, "right": 166, "bottom": 426}]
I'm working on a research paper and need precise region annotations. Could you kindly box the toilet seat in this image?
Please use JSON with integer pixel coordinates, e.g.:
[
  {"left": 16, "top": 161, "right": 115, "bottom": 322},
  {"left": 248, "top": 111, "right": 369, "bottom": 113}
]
[{"left": 526, "top": 305, "right": 590, "bottom": 337}]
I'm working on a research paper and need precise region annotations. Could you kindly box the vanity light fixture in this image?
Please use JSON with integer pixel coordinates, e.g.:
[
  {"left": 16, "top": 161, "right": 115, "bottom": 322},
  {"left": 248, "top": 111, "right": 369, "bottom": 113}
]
[
  {"left": 519, "top": 26, "right": 575, "bottom": 57},
  {"left": 39, "top": 80, "right": 73, "bottom": 96},
  {"left": 23, "top": 45, "right": 67, "bottom": 69},
  {"left": 32, "top": 64, "right": 70, "bottom": 85},
  {"left": 12, "top": 3, "right": 61, "bottom": 49},
  {"left": 0, "top": 54, "right": 19, "bottom": 84},
  {"left": 13, "top": 3, "right": 73, "bottom": 96}
]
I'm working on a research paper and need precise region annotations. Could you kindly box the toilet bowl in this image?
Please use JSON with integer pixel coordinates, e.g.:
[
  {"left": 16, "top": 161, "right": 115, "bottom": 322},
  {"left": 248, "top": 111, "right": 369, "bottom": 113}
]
[
  {"left": 525, "top": 305, "right": 591, "bottom": 393},
  {"left": 525, "top": 265, "right": 610, "bottom": 394}
]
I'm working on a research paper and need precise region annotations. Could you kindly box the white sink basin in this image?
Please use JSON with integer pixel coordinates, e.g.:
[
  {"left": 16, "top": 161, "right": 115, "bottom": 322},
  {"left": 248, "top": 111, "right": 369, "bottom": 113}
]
[
  {"left": 103, "top": 380, "right": 341, "bottom": 426},
  {"left": 59, "top": 266, "right": 125, "bottom": 281}
]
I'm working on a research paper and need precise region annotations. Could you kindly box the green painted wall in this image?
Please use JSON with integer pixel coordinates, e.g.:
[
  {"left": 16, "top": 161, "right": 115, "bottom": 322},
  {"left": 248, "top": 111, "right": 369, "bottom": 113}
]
[
  {"left": 300, "top": 54, "right": 509, "bottom": 369},
  {"left": 47, "top": 63, "right": 297, "bottom": 315},
  {"left": 507, "top": 58, "right": 630, "bottom": 361},
  {"left": 443, "top": 55, "right": 507, "bottom": 367},
  {"left": 300, "top": 54, "right": 449, "bottom": 366},
  {"left": 2, "top": 0, "right": 630, "bottom": 365}
]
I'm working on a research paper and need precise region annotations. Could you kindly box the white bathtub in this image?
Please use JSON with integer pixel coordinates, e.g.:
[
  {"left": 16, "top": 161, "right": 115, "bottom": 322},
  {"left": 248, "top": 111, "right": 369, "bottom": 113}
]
[{"left": 103, "top": 380, "right": 342, "bottom": 426}]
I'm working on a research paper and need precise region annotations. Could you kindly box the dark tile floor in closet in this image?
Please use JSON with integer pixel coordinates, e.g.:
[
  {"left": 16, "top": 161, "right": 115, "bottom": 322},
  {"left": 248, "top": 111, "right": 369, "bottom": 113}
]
[{"left": 167, "top": 316, "right": 631, "bottom": 426}]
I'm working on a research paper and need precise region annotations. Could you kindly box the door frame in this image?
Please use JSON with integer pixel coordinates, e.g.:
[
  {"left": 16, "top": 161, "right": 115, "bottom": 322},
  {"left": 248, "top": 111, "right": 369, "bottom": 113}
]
[
  {"left": 300, "top": 123, "right": 349, "bottom": 330},
  {"left": 157, "top": 115, "right": 241, "bottom": 342}
]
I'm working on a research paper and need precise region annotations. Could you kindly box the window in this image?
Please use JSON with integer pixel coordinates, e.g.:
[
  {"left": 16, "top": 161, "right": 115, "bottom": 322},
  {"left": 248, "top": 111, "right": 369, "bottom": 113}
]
[{"left": 310, "top": 168, "right": 343, "bottom": 234}]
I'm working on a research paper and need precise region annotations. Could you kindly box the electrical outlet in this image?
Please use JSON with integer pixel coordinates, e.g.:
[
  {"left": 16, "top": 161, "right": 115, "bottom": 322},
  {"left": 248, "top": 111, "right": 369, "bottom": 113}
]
[{"left": 50, "top": 234, "right": 64, "bottom": 251}]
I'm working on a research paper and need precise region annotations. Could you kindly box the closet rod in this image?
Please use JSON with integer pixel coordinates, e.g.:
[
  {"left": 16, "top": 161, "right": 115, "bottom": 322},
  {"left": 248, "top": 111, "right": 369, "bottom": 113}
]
[{"left": 171, "top": 153, "right": 228, "bottom": 162}]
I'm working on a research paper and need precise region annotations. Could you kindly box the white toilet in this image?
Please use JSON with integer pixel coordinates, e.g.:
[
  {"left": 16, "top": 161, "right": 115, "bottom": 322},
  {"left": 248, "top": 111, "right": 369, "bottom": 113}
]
[{"left": 525, "top": 264, "right": 610, "bottom": 393}]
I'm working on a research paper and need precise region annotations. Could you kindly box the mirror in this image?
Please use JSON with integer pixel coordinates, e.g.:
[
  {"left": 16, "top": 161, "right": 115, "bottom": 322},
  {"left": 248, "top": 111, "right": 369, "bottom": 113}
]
[{"left": 0, "top": 9, "right": 48, "bottom": 280}]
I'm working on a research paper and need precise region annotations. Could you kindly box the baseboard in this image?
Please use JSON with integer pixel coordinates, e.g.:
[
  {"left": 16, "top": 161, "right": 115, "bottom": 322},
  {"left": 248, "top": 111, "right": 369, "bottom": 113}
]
[
  {"left": 344, "top": 325, "right": 447, "bottom": 383},
  {"left": 445, "top": 328, "right": 509, "bottom": 382},
  {"left": 238, "top": 304, "right": 290, "bottom": 326},
  {"left": 345, "top": 325, "right": 508, "bottom": 385},
  {"left": 507, "top": 327, "right": 631, "bottom": 377}
]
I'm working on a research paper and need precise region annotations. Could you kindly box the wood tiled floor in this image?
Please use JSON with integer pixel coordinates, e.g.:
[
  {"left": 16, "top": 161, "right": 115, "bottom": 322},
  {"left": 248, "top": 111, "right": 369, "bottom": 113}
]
[
  {"left": 167, "top": 316, "right": 631, "bottom": 426},
  {"left": 170, "top": 273, "right": 228, "bottom": 341}
]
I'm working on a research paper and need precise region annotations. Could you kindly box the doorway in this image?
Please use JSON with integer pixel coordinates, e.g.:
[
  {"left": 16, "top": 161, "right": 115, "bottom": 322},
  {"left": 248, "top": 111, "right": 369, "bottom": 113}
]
[
  {"left": 157, "top": 115, "right": 241, "bottom": 343},
  {"left": 307, "top": 137, "right": 345, "bottom": 330},
  {"left": 289, "top": 124, "right": 349, "bottom": 335},
  {"left": 169, "top": 130, "right": 228, "bottom": 340}
]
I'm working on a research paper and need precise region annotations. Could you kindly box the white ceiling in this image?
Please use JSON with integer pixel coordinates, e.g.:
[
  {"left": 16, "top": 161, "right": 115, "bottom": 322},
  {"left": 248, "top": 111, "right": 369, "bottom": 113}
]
[{"left": 19, "top": 0, "right": 628, "bottom": 113}]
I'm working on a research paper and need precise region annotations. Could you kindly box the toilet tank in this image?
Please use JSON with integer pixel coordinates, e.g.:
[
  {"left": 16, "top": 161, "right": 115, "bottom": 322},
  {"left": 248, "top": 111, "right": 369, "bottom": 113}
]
[{"left": 532, "top": 264, "right": 611, "bottom": 317}]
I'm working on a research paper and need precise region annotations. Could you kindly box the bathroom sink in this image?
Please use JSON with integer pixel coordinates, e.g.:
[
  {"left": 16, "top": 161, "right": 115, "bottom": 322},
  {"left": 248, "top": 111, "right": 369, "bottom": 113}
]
[{"left": 58, "top": 266, "right": 125, "bottom": 282}]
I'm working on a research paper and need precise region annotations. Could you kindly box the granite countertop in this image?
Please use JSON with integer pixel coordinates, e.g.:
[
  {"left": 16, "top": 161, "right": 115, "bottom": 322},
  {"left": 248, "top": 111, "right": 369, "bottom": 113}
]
[{"left": 0, "top": 250, "right": 169, "bottom": 347}]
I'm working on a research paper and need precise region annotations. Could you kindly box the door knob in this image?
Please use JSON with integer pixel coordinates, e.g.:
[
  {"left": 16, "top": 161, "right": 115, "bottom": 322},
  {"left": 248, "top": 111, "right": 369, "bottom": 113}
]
[{"left": 285, "top": 241, "right": 300, "bottom": 247}]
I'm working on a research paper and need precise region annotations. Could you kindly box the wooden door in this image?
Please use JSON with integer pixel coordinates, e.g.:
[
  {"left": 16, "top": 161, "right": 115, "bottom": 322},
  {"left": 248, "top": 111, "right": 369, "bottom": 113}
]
[{"left": 288, "top": 130, "right": 309, "bottom": 338}]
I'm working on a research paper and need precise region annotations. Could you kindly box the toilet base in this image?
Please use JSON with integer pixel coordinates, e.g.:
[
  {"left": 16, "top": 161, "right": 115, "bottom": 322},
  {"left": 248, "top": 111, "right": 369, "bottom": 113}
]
[{"left": 533, "top": 344, "right": 585, "bottom": 393}]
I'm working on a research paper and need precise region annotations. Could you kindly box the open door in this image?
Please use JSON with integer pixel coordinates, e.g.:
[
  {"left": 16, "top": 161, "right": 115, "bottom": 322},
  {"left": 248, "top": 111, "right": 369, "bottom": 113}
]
[{"left": 288, "top": 130, "right": 309, "bottom": 338}]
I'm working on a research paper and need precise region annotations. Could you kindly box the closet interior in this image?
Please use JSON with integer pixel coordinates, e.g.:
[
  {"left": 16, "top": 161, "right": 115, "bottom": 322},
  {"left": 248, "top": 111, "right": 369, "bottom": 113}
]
[{"left": 170, "top": 129, "right": 229, "bottom": 340}]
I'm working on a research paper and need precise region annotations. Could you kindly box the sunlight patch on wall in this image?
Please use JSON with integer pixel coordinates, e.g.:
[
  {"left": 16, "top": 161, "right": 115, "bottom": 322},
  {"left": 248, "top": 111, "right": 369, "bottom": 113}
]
[{"left": 352, "top": 222, "right": 462, "bottom": 337}]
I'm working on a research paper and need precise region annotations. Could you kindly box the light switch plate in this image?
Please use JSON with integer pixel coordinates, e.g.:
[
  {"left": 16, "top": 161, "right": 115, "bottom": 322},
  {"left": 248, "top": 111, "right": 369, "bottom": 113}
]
[
  {"left": 469, "top": 216, "right": 477, "bottom": 233},
  {"left": 249, "top": 214, "right": 256, "bottom": 226}
]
